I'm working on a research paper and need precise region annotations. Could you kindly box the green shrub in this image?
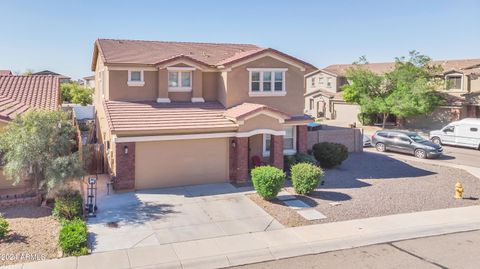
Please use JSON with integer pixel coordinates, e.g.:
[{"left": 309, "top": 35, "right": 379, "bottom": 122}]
[
  {"left": 358, "top": 112, "right": 376, "bottom": 126},
  {"left": 59, "top": 219, "right": 88, "bottom": 256},
  {"left": 53, "top": 188, "right": 84, "bottom": 220},
  {"left": 291, "top": 163, "right": 324, "bottom": 195},
  {"left": 284, "top": 153, "right": 317, "bottom": 170},
  {"left": 0, "top": 215, "right": 9, "bottom": 239},
  {"left": 251, "top": 166, "right": 285, "bottom": 200},
  {"left": 312, "top": 142, "right": 348, "bottom": 168}
]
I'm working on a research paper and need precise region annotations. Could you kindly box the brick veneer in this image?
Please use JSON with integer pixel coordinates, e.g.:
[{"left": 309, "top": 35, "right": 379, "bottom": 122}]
[
  {"left": 297, "top": 125, "right": 308, "bottom": 154},
  {"left": 269, "top": 135, "right": 284, "bottom": 170},
  {"left": 114, "top": 142, "right": 135, "bottom": 190},
  {"left": 229, "top": 137, "right": 248, "bottom": 184}
]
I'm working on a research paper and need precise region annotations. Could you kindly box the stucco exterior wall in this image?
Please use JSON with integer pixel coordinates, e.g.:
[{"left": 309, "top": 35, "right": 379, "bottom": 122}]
[
  {"left": 135, "top": 138, "right": 229, "bottom": 189},
  {"left": 333, "top": 102, "right": 361, "bottom": 125},
  {"left": 226, "top": 56, "right": 307, "bottom": 116},
  {"left": 305, "top": 71, "right": 338, "bottom": 94},
  {"left": 307, "top": 128, "right": 363, "bottom": 153},
  {"left": 470, "top": 76, "right": 480, "bottom": 92},
  {"left": 237, "top": 114, "right": 284, "bottom": 132},
  {"left": 202, "top": 72, "right": 219, "bottom": 102},
  {"left": 108, "top": 70, "right": 158, "bottom": 101}
]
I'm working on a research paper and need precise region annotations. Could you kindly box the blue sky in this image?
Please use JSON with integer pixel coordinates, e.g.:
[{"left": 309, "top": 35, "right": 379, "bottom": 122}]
[{"left": 1, "top": 0, "right": 479, "bottom": 79}]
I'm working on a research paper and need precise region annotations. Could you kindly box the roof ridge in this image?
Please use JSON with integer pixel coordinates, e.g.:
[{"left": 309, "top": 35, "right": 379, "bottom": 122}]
[{"left": 97, "top": 38, "right": 261, "bottom": 48}]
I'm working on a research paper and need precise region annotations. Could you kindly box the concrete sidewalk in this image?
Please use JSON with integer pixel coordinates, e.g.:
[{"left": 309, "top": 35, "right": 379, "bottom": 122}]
[{"left": 12, "top": 205, "right": 480, "bottom": 269}]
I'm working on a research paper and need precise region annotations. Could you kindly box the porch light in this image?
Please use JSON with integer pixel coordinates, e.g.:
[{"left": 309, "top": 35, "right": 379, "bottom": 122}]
[
  {"left": 124, "top": 145, "right": 129, "bottom": 155},
  {"left": 231, "top": 140, "right": 236, "bottom": 148}
]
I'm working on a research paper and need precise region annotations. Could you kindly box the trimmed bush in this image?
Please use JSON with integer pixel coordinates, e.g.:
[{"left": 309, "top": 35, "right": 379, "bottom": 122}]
[
  {"left": 284, "top": 153, "right": 317, "bottom": 170},
  {"left": 0, "top": 215, "right": 9, "bottom": 239},
  {"left": 59, "top": 219, "right": 88, "bottom": 256},
  {"left": 53, "top": 188, "right": 84, "bottom": 220},
  {"left": 251, "top": 166, "right": 285, "bottom": 200},
  {"left": 312, "top": 142, "right": 348, "bottom": 168},
  {"left": 291, "top": 163, "right": 324, "bottom": 195}
]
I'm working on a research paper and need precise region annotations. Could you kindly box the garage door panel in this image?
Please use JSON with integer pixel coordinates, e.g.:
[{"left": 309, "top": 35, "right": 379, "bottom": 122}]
[{"left": 135, "top": 138, "right": 229, "bottom": 189}]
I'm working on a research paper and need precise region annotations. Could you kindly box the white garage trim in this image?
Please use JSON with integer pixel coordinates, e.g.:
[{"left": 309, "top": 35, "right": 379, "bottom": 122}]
[{"left": 113, "top": 129, "right": 286, "bottom": 143}]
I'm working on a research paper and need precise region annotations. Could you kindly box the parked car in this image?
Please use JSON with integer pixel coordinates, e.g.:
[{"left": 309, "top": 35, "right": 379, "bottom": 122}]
[
  {"left": 371, "top": 130, "right": 443, "bottom": 159},
  {"left": 429, "top": 118, "right": 480, "bottom": 150},
  {"left": 363, "top": 134, "right": 372, "bottom": 147}
]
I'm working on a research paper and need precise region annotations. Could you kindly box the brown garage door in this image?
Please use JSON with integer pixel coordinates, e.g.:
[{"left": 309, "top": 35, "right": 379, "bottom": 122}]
[{"left": 135, "top": 138, "right": 229, "bottom": 189}]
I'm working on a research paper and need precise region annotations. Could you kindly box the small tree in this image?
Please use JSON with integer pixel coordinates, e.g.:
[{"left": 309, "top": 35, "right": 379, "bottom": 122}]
[
  {"left": 342, "top": 51, "right": 444, "bottom": 128},
  {"left": 61, "top": 82, "right": 93, "bottom": 106},
  {"left": 0, "top": 110, "right": 86, "bottom": 193}
]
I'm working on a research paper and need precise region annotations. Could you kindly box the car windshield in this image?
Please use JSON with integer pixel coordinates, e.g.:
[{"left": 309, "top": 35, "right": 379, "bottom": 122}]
[{"left": 407, "top": 133, "right": 426, "bottom": 143}]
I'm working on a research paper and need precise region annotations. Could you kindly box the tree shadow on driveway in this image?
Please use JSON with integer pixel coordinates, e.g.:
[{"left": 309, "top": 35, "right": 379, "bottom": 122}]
[{"left": 321, "top": 151, "right": 437, "bottom": 189}]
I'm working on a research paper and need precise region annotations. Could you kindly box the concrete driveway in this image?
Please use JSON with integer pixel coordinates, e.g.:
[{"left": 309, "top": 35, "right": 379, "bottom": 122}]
[{"left": 87, "top": 183, "right": 283, "bottom": 253}]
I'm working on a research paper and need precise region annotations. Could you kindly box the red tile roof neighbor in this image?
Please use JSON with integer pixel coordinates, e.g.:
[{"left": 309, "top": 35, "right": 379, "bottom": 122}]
[
  {"left": 0, "top": 75, "right": 60, "bottom": 121},
  {"left": 0, "top": 70, "right": 12, "bottom": 76},
  {"left": 92, "top": 39, "right": 315, "bottom": 70},
  {"left": 103, "top": 101, "right": 238, "bottom": 133}
]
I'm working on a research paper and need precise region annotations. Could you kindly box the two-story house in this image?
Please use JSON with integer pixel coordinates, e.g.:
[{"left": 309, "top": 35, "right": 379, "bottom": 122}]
[
  {"left": 305, "top": 59, "right": 480, "bottom": 129},
  {"left": 91, "top": 39, "right": 315, "bottom": 190}
]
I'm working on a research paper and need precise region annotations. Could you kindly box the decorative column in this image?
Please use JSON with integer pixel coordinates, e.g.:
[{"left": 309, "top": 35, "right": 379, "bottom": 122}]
[
  {"left": 269, "top": 135, "right": 284, "bottom": 170},
  {"left": 229, "top": 137, "right": 248, "bottom": 184},
  {"left": 157, "top": 68, "right": 170, "bottom": 103},
  {"left": 297, "top": 125, "right": 308, "bottom": 154},
  {"left": 114, "top": 142, "right": 135, "bottom": 190},
  {"left": 191, "top": 69, "right": 204, "bottom": 103}
]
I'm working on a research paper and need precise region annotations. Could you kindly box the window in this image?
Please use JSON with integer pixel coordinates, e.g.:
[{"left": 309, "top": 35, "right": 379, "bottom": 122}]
[
  {"left": 168, "top": 70, "right": 192, "bottom": 91},
  {"left": 326, "top": 77, "right": 332, "bottom": 88},
  {"left": 319, "top": 77, "right": 324, "bottom": 85},
  {"left": 309, "top": 99, "right": 314, "bottom": 110},
  {"left": 443, "top": 126, "right": 455, "bottom": 133},
  {"left": 311, "top": 77, "right": 315, "bottom": 87},
  {"left": 446, "top": 75, "right": 462, "bottom": 90},
  {"left": 470, "top": 128, "right": 478, "bottom": 132},
  {"left": 263, "top": 126, "right": 297, "bottom": 156},
  {"left": 128, "top": 70, "right": 144, "bottom": 86},
  {"left": 248, "top": 68, "right": 287, "bottom": 96}
]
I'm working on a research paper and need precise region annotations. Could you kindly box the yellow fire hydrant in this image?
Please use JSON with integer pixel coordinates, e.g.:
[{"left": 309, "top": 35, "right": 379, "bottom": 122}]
[{"left": 455, "top": 182, "right": 464, "bottom": 199}]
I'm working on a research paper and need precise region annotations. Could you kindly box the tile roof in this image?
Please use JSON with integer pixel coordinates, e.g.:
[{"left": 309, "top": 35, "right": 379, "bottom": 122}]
[
  {"left": 0, "top": 70, "right": 12, "bottom": 76},
  {"left": 224, "top": 103, "right": 290, "bottom": 120},
  {"left": 103, "top": 101, "right": 238, "bottom": 133},
  {"left": 0, "top": 75, "right": 60, "bottom": 121},
  {"left": 322, "top": 59, "right": 480, "bottom": 77},
  {"left": 32, "top": 70, "right": 70, "bottom": 80},
  {"left": 93, "top": 39, "right": 315, "bottom": 70}
]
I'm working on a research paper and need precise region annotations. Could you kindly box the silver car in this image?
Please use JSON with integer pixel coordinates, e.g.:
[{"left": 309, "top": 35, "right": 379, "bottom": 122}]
[{"left": 371, "top": 130, "right": 443, "bottom": 159}]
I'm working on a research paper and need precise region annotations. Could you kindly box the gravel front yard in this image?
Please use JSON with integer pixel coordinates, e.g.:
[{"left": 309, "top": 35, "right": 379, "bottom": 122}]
[
  {"left": 0, "top": 205, "right": 60, "bottom": 266},
  {"left": 248, "top": 152, "right": 480, "bottom": 227}
]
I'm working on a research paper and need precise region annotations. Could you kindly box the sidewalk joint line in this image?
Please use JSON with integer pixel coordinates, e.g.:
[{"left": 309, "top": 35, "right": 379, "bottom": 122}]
[{"left": 387, "top": 243, "right": 448, "bottom": 269}]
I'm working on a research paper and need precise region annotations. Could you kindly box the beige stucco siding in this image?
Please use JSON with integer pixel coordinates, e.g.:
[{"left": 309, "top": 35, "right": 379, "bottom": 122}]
[
  {"left": 135, "top": 138, "right": 229, "bottom": 189},
  {"left": 226, "top": 56, "right": 306, "bottom": 116},
  {"left": 202, "top": 72, "right": 219, "bottom": 102},
  {"left": 108, "top": 70, "right": 158, "bottom": 101},
  {"left": 237, "top": 114, "right": 284, "bottom": 132},
  {"left": 470, "top": 76, "right": 480, "bottom": 92}
]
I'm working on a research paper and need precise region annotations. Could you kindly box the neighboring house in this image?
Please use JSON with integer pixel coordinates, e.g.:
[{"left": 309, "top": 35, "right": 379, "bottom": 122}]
[
  {"left": 33, "top": 70, "right": 71, "bottom": 84},
  {"left": 0, "top": 70, "right": 12, "bottom": 76},
  {"left": 0, "top": 75, "right": 60, "bottom": 193},
  {"left": 83, "top": 75, "right": 95, "bottom": 88},
  {"left": 305, "top": 59, "right": 480, "bottom": 129},
  {"left": 92, "top": 38, "right": 315, "bottom": 190}
]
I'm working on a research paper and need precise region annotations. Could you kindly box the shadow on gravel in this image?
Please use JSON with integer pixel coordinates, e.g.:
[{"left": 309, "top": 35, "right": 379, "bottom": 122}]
[
  {"left": 321, "top": 151, "right": 436, "bottom": 189},
  {"left": 309, "top": 190, "right": 352, "bottom": 201}
]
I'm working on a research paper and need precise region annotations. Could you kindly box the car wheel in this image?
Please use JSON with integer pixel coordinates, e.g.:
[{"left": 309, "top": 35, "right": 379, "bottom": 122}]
[
  {"left": 415, "top": 149, "right": 427, "bottom": 159},
  {"left": 431, "top": 137, "right": 441, "bottom": 145},
  {"left": 375, "top": 143, "right": 386, "bottom": 152}
]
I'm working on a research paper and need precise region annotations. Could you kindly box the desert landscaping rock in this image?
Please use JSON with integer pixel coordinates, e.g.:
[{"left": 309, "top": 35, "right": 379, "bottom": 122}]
[
  {"left": 0, "top": 205, "right": 60, "bottom": 267},
  {"left": 249, "top": 152, "right": 480, "bottom": 227}
]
